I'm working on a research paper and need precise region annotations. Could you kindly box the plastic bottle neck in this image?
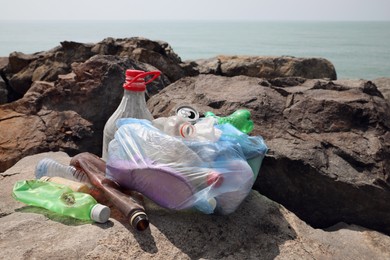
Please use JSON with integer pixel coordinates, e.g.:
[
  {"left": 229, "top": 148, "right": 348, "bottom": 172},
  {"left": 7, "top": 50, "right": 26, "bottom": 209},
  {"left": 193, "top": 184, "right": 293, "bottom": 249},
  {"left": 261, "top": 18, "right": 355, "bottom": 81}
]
[
  {"left": 123, "top": 82, "right": 147, "bottom": 92},
  {"left": 121, "top": 89, "right": 149, "bottom": 110}
]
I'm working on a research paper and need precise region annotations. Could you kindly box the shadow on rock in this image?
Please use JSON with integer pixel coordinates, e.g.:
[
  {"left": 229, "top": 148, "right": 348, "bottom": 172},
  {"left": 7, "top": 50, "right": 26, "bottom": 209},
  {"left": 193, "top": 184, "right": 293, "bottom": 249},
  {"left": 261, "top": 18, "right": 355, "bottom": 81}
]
[
  {"left": 147, "top": 191, "right": 297, "bottom": 259},
  {"left": 15, "top": 206, "right": 114, "bottom": 229},
  {"left": 108, "top": 207, "right": 159, "bottom": 254}
]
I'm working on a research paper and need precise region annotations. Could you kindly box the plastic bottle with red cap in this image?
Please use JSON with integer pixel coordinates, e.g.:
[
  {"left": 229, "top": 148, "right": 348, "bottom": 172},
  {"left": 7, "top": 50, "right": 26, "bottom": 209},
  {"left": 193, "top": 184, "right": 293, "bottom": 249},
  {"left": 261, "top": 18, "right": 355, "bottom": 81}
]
[{"left": 102, "top": 69, "right": 161, "bottom": 160}]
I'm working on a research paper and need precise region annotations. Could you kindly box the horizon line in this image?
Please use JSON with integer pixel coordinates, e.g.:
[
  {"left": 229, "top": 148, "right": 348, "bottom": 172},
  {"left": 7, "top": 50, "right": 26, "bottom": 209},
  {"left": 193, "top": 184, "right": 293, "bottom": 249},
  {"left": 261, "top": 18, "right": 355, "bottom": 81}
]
[{"left": 1, "top": 19, "right": 390, "bottom": 22}]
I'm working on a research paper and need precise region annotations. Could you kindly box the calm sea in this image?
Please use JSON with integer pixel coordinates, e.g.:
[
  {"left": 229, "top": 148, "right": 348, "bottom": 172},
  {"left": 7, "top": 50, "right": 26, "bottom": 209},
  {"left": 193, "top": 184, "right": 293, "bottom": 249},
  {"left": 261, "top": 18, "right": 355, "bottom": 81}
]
[{"left": 0, "top": 20, "right": 389, "bottom": 80}]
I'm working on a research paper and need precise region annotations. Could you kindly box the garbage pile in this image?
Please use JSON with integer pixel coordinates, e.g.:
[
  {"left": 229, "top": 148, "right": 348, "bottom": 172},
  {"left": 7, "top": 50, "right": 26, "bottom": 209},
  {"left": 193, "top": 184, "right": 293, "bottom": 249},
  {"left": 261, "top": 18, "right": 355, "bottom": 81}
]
[{"left": 12, "top": 69, "right": 268, "bottom": 232}]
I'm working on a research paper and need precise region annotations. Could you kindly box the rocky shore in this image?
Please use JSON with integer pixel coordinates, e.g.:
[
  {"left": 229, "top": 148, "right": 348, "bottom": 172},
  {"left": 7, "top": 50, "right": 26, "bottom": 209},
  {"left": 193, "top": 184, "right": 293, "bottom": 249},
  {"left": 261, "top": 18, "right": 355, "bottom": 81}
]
[{"left": 1, "top": 37, "right": 389, "bottom": 259}]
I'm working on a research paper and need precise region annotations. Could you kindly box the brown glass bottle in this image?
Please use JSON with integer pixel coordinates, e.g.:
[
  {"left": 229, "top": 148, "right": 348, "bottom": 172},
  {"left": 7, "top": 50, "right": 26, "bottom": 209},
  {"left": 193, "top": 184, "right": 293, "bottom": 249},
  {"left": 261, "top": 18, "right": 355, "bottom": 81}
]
[{"left": 70, "top": 152, "right": 149, "bottom": 231}]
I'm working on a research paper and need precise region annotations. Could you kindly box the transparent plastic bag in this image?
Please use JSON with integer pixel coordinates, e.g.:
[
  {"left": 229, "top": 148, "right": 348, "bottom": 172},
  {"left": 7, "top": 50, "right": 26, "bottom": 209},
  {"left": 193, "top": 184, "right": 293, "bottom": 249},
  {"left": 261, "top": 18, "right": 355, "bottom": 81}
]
[{"left": 106, "top": 118, "right": 267, "bottom": 215}]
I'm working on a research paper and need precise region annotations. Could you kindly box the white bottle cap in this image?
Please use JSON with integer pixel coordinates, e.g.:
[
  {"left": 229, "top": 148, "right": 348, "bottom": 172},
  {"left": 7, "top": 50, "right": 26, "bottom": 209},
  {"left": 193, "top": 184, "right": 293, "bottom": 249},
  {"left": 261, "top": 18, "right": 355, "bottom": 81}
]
[
  {"left": 208, "top": 197, "right": 217, "bottom": 211},
  {"left": 90, "top": 204, "right": 111, "bottom": 223}
]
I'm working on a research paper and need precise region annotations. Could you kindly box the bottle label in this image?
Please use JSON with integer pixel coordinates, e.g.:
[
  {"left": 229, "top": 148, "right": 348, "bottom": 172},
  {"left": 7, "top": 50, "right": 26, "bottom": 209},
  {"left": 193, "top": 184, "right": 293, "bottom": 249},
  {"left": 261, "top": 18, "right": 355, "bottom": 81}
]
[{"left": 61, "top": 192, "right": 76, "bottom": 206}]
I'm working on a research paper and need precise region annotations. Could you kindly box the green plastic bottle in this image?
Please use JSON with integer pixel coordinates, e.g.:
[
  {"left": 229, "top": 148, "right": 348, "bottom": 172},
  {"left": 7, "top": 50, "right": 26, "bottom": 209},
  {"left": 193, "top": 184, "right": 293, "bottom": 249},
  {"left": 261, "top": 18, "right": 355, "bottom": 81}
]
[
  {"left": 12, "top": 180, "right": 110, "bottom": 223},
  {"left": 204, "top": 109, "right": 254, "bottom": 134}
]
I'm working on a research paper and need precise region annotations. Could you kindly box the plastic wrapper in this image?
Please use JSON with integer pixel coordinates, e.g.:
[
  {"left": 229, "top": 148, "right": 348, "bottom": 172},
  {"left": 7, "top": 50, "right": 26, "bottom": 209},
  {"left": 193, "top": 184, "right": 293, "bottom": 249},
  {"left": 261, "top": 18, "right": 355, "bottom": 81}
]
[{"left": 106, "top": 118, "right": 267, "bottom": 215}]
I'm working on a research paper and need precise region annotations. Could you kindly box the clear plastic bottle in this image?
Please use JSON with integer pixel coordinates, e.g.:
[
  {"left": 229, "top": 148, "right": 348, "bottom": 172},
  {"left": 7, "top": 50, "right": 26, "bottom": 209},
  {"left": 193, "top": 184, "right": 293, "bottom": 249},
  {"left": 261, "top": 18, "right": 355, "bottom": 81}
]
[
  {"left": 12, "top": 180, "right": 111, "bottom": 223},
  {"left": 152, "top": 116, "right": 196, "bottom": 138},
  {"left": 152, "top": 116, "right": 221, "bottom": 141},
  {"left": 102, "top": 69, "right": 161, "bottom": 160},
  {"left": 35, "top": 158, "right": 88, "bottom": 182},
  {"left": 35, "top": 158, "right": 107, "bottom": 204}
]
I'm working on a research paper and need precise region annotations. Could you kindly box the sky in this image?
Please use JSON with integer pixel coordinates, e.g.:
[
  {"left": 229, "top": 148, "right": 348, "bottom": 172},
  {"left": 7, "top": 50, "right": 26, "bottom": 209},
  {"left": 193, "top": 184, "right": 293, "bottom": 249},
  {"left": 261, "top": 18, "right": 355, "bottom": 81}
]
[{"left": 0, "top": 0, "right": 389, "bottom": 21}]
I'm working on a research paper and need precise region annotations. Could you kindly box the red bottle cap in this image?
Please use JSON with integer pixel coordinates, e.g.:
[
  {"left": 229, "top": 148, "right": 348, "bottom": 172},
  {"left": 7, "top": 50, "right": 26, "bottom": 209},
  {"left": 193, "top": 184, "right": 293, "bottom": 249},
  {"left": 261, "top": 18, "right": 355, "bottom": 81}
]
[
  {"left": 206, "top": 171, "right": 223, "bottom": 187},
  {"left": 123, "top": 70, "right": 161, "bottom": 92}
]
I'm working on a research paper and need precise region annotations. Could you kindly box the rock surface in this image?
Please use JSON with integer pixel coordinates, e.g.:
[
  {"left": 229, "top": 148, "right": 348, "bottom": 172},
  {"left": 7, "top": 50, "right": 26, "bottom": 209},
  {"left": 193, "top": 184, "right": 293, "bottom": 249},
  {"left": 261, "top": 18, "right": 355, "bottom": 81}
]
[
  {"left": 0, "top": 38, "right": 337, "bottom": 100},
  {"left": 192, "top": 55, "right": 337, "bottom": 80},
  {"left": 0, "top": 78, "right": 6, "bottom": 105},
  {"left": 0, "top": 55, "right": 169, "bottom": 172},
  {"left": 148, "top": 75, "right": 390, "bottom": 235},
  {"left": 1, "top": 152, "right": 390, "bottom": 260},
  {"left": 373, "top": 77, "right": 390, "bottom": 104},
  {"left": 1, "top": 38, "right": 188, "bottom": 98},
  {"left": 0, "top": 38, "right": 340, "bottom": 173},
  {"left": 0, "top": 38, "right": 389, "bottom": 257}
]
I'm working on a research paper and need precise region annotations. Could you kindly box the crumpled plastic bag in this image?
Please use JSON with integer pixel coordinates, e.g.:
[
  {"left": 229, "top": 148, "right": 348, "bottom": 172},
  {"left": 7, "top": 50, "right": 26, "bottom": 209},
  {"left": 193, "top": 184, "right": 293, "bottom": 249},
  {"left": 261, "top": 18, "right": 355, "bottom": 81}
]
[{"left": 105, "top": 118, "right": 267, "bottom": 215}]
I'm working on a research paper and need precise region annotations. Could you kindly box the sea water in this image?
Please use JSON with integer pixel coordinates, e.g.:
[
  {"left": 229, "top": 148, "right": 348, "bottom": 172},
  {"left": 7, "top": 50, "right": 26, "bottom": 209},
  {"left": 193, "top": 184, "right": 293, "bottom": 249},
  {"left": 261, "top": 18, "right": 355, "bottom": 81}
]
[{"left": 0, "top": 20, "right": 389, "bottom": 79}]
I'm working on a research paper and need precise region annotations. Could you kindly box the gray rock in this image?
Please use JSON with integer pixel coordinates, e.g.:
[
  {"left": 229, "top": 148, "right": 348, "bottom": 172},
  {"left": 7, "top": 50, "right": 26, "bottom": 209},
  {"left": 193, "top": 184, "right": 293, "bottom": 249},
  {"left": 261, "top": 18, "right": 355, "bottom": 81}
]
[
  {"left": 189, "top": 55, "right": 337, "bottom": 80},
  {"left": 0, "top": 57, "right": 8, "bottom": 71},
  {"left": 0, "top": 89, "right": 93, "bottom": 172},
  {"left": 4, "top": 38, "right": 188, "bottom": 96},
  {"left": 373, "top": 77, "right": 390, "bottom": 104},
  {"left": 0, "top": 78, "right": 7, "bottom": 104},
  {"left": 147, "top": 75, "right": 390, "bottom": 235},
  {"left": 7, "top": 51, "right": 38, "bottom": 74},
  {"left": 3, "top": 38, "right": 338, "bottom": 98},
  {"left": 0, "top": 55, "right": 168, "bottom": 172},
  {"left": 1, "top": 152, "right": 389, "bottom": 259}
]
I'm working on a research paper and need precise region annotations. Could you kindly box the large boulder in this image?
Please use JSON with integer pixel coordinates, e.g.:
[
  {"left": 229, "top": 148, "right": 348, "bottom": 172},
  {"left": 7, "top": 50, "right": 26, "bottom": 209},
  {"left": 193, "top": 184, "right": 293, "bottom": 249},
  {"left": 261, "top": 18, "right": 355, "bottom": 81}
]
[
  {"left": 0, "top": 81, "right": 93, "bottom": 172},
  {"left": 1, "top": 152, "right": 389, "bottom": 259},
  {"left": 0, "top": 77, "right": 7, "bottom": 104},
  {"left": 147, "top": 75, "right": 390, "bottom": 235},
  {"left": 3, "top": 38, "right": 188, "bottom": 97},
  {"left": 0, "top": 57, "right": 8, "bottom": 71},
  {"left": 190, "top": 55, "right": 337, "bottom": 80},
  {"left": 0, "top": 55, "right": 167, "bottom": 172},
  {"left": 2, "top": 38, "right": 339, "bottom": 100},
  {"left": 0, "top": 57, "right": 10, "bottom": 104},
  {"left": 92, "top": 37, "right": 191, "bottom": 82},
  {"left": 7, "top": 51, "right": 39, "bottom": 74},
  {"left": 373, "top": 77, "right": 390, "bottom": 104}
]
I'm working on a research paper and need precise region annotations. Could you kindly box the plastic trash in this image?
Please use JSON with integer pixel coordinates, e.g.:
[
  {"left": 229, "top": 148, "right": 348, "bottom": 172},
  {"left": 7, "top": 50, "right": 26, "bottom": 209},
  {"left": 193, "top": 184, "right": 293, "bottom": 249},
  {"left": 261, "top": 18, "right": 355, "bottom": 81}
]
[
  {"left": 39, "top": 176, "right": 90, "bottom": 193},
  {"left": 102, "top": 69, "right": 161, "bottom": 160},
  {"left": 204, "top": 109, "right": 254, "bottom": 134},
  {"left": 215, "top": 123, "right": 268, "bottom": 179},
  {"left": 105, "top": 118, "right": 267, "bottom": 215},
  {"left": 152, "top": 116, "right": 221, "bottom": 141},
  {"left": 175, "top": 104, "right": 200, "bottom": 123},
  {"left": 152, "top": 115, "right": 196, "bottom": 138},
  {"left": 71, "top": 152, "right": 149, "bottom": 231},
  {"left": 12, "top": 180, "right": 110, "bottom": 223},
  {"left": 36, "top": 158, "right": 88, "bottom": 182},
  {"left": 35, "top": 158, "right": 107, "bottom": 203}
]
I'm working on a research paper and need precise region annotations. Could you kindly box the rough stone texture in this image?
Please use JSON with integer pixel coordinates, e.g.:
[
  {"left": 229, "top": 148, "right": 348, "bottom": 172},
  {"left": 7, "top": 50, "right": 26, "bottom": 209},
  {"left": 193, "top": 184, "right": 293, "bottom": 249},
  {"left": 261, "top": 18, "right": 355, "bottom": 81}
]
[
  {"left": 0, "top": 81, "right": 93, "bottom": 172},
  {"left": 0, "top": 55, "right": 169, "bottom": 172},
  {"left": 0, "top": 48, "right": 338, "bottom": 174},
  {"left": 191, "top": 55, "right": 337, "bottom": 80},
  {"left": 0, "top": 78, "right": 7, "bottom": 104},
  {"left": 0, "top": 57, "right": 8, "bottom": 71},
  {"left": 3, "top": 38, "right": 188, "bottom": 97},
  {"left": 2, "top": 38, "right": 338, "bottom": 100},
  {"left": 373, "top": 77, "right": 390, "bottom": 104},
  {"left": 1, "top": 152, "right": 389, "bottom": 259},
  {"left": 7, "top": 51, "right": 39, "bottom": 74},
  {"left": 148, "top": 75, "right": 390, "bottom": 235},
  {"left": 0, "top": 57, "right": 10, "bottom": 104},
  {"left": 7, "top": 43, "right": 93, "bottom": 95}
]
